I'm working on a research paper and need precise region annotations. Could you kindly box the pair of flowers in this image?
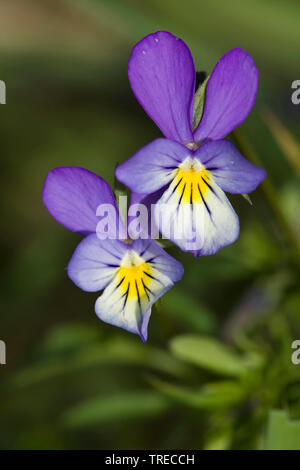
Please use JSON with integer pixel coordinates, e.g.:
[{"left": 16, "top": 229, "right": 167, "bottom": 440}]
[{"left": 43, "top": 31, "right": 266, "bottom": 341}]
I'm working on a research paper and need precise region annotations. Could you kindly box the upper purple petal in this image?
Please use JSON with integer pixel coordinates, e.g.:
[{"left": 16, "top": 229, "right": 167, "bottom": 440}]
[
  {"left": 115, "top": 138, "right": 191, "bottom": 194},
  {"left": 128, "top": 31, "right": 195, "bottom": 143},
  {"left": 193, "top": 47, "right": 258, "bottom": 142},
  {"left": 43, "top": 166, "right": 126, "bottom": 237},
  {"left": 195, "top": 140, "right": 266, "bottom": 193}
]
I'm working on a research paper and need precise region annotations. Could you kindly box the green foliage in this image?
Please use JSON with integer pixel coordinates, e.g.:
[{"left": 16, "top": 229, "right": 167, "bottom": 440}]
[
  {"left": 0, "top": 0, "right": 300, "bottom": 451},
  {"left": 149, "top": 376, "right": 245, "bottom": 409},
  {"left": 63, "top": 391, "right": 170, "bottom": 428},
  {"left": 10, "top": 324, "right": 191, "bottom": 388},
  {"left": 192, "top": 75, "right": 209, "bottom": 131},
  {"left": 265, "top": 410, "right": 300, "bottom": 450},
  {"left": 170, "top": 335, "right": 257, "bottom": 377}
]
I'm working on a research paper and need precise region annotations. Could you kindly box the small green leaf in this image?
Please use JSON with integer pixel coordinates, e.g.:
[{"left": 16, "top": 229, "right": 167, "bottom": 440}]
[
  {"left": 150, "top": 376, "right": 245, "bottom": 410},
  {"left": 63, "top": 391, "right": 170, "bottom": 428},
  {"left": 241, "top": 193, "right": 253, "bottom": 205},
  {"left": 192, "top": 75, "right": 209, "bottom": 131},
  {"left": 265, "top": 410, "right": 300, "bottom": 450},
  {"left": 170, "top": 335, "right": 254, "bottom": 377}
]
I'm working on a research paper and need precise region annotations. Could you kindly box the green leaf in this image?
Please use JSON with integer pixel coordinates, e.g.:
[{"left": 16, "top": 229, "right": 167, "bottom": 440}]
[
  {"left": 170, "top": 335, "right": 255, "bottom": 377},
  {"left": 204, "top": 432, "right": 232, "bottom": 450},
  {"left": 192, "top": 75, "right": 209, "bottom": 131},
  {"left": 63, "top": 391, "right": 170, "bottom": 428},
  {"left": 11, "top": 335, "right": 191, "bottom": 387},
  {"left": 241, "top": 193, "right": 253, "bottom": 205},
  {"left": 150, "top": 376, "right": 245, "bottom": 410},
  {"left": 265, "top": 410, "right": 300, "bottom": 450}
]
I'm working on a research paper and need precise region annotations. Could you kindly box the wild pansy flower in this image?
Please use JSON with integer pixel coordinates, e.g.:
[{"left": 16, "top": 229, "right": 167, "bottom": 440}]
[
  {"left": 116, "top": 31, "right": 266, "bottom": 255},
  {"left": 42, "top": 166, "right": 183, "bottom": 341}
]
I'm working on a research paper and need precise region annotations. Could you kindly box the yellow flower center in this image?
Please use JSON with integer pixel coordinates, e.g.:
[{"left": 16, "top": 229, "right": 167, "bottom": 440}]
[
  {"left": 173, "top": 157, "right": 211, "bottom": 204},
  {"left": 117, "top": 250, "right": 153, "bottom": 300}
]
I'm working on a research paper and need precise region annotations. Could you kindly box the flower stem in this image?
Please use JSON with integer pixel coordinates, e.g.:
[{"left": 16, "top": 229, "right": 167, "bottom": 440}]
[{"left": 232, "top": 128, "right": 300, "bottom": 267}]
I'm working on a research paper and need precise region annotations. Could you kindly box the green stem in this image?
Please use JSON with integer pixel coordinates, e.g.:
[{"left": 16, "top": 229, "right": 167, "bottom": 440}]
[{"left": 232, "top": 129, "right": 300, "bottom": 267}]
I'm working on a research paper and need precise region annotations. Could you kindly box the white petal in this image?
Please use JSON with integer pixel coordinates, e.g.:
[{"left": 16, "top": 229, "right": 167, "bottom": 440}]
[{"left": 196, "top": 177, "right": 240, "bottom": 255}]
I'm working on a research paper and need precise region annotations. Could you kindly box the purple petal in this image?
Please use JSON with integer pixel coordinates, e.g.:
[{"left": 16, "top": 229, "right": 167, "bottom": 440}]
[
  {"left": 195, "top": 140, "right": 266, "bottom": 193},
  {"left": 194, "top": 48, "right": 258, "bottom": 142},
  {"left": 68, "top": 234, "right": 128, "bottom": 292},
  {"left": 129, "top": 31, "right": 195, "bottom": 143},
  {"left": 130, "top": 191, "right": 161, "bottom": 207},
  {"left": 128, "top": 190, "right": 165, "bottom": 240},
  {"left": 115, "top": 138, "right": 191, "bottom": 194},
  {"left": 43, "top": 166, "right": 126, "bottom": 237}
]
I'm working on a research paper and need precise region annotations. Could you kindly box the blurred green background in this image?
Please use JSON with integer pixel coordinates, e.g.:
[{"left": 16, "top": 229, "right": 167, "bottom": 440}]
[{"left": 0, "top": 0, "right": 300, "bottom": 450}]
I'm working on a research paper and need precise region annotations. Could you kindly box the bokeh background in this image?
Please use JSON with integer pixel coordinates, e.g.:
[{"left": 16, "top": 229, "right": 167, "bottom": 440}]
[{"left": 0, "top": 0, "right": 300, "bottom": 450}]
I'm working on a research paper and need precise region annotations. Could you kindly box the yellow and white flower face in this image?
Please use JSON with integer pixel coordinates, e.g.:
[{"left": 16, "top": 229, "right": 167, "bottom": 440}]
[
  {"left": 116, "top": 136, "right": 263, "bottom": 255},
  {"left": 66, "top": 237, "right": 183, "bottom": 341},
  {"left": 95, "top": 246, "right": 177, "bottom": 340},
  {"left": 153, "top": 155, "right": 238, "bottom": 253},
  {"left": 117, "top": 249, "right": 154, "bottom": 302},
  {"left": 169, "top": 157, "right": 211, "bottom": 205}
]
